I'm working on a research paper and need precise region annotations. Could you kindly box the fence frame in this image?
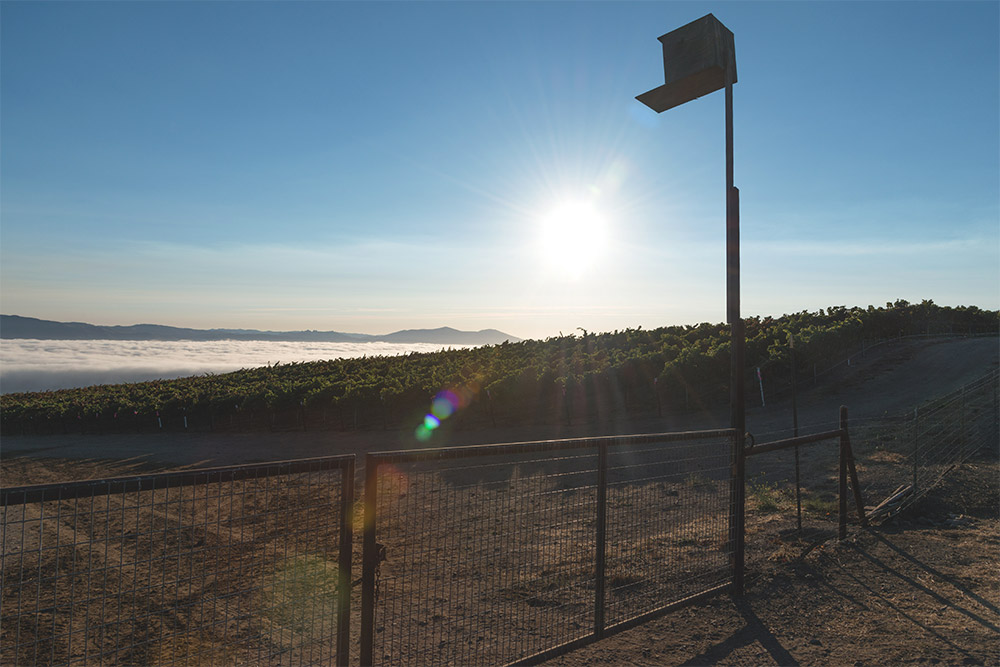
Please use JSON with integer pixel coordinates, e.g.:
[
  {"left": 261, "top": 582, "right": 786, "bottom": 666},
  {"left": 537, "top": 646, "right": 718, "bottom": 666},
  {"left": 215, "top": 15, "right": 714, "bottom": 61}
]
[
  {"left": 358, "top": 428, "right": 737, "bottom": 667},
  {"left": 863, "top": 367, "right": 999, "bottom": 521},
  {"left": 1, "top": 454, "right": 355, "bottom": 667},
  {"left": 743, "top": 406, "right": 866, "bottom": 540},
  {"left": 4, "top": 370, "right": 994, "bottom": 667}
]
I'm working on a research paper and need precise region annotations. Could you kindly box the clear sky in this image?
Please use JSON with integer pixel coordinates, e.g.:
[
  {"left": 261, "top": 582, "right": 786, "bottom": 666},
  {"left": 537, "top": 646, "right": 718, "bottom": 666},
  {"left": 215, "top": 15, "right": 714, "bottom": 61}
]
[{"left": 2, "top": 1, "right": 997, "bottom": 341}]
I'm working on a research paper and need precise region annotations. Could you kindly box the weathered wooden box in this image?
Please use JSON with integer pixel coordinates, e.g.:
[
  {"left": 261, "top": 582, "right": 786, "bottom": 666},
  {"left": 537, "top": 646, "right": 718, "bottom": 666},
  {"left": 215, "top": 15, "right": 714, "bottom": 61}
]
[{"left": 637, "top": 13, "right": 736, "bottom": 113}]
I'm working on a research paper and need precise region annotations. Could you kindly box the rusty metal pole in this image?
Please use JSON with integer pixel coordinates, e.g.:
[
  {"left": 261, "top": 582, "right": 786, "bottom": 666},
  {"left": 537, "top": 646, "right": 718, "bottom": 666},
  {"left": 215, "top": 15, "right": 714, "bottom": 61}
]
[
  {"left": 912, "top": 407, "right": 919, "bottom": 492},
  {"left": 360, "top": 455, "right": 379, "bottom": 666},
  {"left": 838, "top": 406, "right": 848, "bottom": 540},
  {"left": 790, "top": 333, "right": 801, "bottom": 532},
  {"left": 337, "top": 457, "right": 355, "bottom": 667},
  {"left": 842, "top": 412, "right": 868, "bottom": 528},
  {"left": 726, "top": 69, "right": 746, "bottom": 597},
  {"left": 594, "top": 442, "right": 608, "bottom": 638},
  {"left": 635, "top": 13, "right": 743, "bottom": 595},
  {"left": 960, "top": 385, "right": 967, "bottom": 458}
]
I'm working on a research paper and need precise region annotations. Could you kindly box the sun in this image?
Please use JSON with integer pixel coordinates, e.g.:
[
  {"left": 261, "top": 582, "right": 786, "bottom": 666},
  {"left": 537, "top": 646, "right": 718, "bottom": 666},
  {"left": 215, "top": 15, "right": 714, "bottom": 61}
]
[{"left": 537, "top": 200, "right": 608, "bottom": 280}]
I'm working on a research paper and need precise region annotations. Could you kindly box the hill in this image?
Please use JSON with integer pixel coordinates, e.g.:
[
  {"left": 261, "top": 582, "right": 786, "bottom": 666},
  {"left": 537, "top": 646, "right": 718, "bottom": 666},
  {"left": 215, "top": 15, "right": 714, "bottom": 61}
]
[{"left": 0, "top": 314, "right": 520, "bottom": 345}]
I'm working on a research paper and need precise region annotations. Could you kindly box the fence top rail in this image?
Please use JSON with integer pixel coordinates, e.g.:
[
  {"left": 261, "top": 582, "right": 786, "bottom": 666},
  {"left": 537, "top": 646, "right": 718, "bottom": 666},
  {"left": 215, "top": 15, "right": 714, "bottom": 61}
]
[
  {"left": 744, "top": 428, "right": 845, "bottom": 457},
  {"left": 1, "top": 454, "right": 355, "bottom": 506},
  {"left": 366, "top": 428, "right": 737, "bottom": 465}
]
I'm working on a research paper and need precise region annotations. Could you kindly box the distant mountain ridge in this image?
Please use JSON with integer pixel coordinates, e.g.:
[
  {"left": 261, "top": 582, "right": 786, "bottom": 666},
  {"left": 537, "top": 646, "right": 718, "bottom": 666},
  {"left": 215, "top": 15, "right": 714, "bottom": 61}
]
[{"left": 0, "top": 315, "right": 521, "bottom": 345}]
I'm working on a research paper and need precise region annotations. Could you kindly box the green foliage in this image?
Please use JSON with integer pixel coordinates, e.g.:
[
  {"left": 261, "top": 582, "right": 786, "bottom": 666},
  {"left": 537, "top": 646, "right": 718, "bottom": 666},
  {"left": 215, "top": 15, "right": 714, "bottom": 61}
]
[
  {"left": 803, "top": 494, "right": 839, "bottom": 516},
  {"left": 1, "top": 301, "right": 996, "bottom": 435},
  {"left": 748, "top": 474, "right": 782, "bottom": 513}
]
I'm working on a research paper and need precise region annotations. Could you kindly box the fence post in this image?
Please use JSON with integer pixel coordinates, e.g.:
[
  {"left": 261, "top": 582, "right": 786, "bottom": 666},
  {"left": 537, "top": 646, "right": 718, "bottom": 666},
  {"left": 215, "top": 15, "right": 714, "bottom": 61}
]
[
  {"left": 336, "top": 457, "right": 355, "bottom": 667},
  {"left": 594, "top": 442, "right": 608, "bottom": 638},
  {"left": 960, "top": 385, "right": 967, "bottom": 458},
  {"left": 789, "top": 333, "right": 801, "bottom": 532},
  {"left": 842, "top": 415, "right": 867, "bottom": 528},
  {"left": 994, "top": 376, "right": 999, "bottom": 452},
  {"left": 360, "top": 455, "right": 379, "bottom": 667},
  {"left": 730, "top": 429, "right": 746, "bottom": 596},
  {"left": 839, "top": 406, "right": 848, "bottom": 541},
  {"left": 912, "top": 407, "right": 919, "bottom": 492}
]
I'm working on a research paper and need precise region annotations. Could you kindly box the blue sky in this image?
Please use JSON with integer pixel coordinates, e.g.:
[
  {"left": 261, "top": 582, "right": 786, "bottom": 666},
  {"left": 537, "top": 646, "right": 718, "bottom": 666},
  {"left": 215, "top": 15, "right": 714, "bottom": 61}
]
[{"left": 2, "top": 1, "right": 997, "bottom": 340}]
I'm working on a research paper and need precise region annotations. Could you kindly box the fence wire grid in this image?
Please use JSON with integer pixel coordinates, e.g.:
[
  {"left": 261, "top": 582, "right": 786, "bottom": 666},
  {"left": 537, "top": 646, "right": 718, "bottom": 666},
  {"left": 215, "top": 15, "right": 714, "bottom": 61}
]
[
  {"left": 733, "top": 368, "right": 998, "bottom": 578},
  {"left": 851, "top": 368, "right": 999, "bottom": 519},
  {"left": 1, "top": 456, "right": 354, "bottom": 667},
  {"left": 2, "top": 368, "right": 994, "bottom": 667},
  {"left": 360, "top": 430, "right": 734, "bottom": 666}
]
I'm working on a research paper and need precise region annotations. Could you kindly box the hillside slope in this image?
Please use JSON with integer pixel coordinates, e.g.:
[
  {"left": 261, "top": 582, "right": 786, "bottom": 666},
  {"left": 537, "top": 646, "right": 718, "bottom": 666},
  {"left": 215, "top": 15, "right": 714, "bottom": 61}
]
[{"left": 3, "top": 336, "right": 996, "bottom": 468}]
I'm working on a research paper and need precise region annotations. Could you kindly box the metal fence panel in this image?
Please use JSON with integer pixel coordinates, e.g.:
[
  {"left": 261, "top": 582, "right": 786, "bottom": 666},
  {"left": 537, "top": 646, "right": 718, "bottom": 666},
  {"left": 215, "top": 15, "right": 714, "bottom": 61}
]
[
  {"left": 603, "top": 436, "right": 732, "bottom": 627},
  {"left": 1, "top": 456, "right": 354, "bottom": 667},
  {"left": 360, "top": 430, "right": 735, "bottom": 666},
  {"left": 736, "top": 368, "right": 998, "bottom": 576},
  {"left": 740, "top": 421, "right": 851, "bottom": 578},
  {"left": 851, "top": 368, "right": 999, "bottom": 520}
]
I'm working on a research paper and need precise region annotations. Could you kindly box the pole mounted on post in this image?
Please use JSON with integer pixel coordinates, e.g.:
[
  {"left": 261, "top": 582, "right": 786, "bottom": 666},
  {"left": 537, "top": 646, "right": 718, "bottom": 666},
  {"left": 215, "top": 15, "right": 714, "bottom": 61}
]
[{"left": 637, "top": 13, "right": 744, "bottom": 595}]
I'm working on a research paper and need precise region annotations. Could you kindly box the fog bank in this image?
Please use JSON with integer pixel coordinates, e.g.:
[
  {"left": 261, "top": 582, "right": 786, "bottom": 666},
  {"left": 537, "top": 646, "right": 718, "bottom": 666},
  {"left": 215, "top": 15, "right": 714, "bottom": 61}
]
[{"left": 0, "top": 339, "right": 463, "bottom": 393}]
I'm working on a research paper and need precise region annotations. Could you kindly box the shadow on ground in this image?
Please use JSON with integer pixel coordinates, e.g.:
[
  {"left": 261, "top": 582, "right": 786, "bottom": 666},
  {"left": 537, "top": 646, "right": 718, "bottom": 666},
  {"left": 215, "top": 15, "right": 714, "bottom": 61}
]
[{"left": 546, "top": 458, "right": 999, "bottom": 667}]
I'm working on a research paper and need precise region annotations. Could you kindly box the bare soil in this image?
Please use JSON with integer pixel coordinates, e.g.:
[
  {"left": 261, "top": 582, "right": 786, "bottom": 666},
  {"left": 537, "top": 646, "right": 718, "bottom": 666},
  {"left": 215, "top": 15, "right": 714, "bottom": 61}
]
[
  {"left": 546, "top": 456, "right": 1000, "bottom": 667},
  {"left": 3, "top": 454, "right": 996, "bottom": 666}
]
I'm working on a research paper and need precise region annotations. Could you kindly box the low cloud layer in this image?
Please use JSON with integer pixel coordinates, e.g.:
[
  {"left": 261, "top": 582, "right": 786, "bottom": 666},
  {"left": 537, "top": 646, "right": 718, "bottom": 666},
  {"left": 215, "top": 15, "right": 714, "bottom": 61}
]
[{"left": 0, "top": 339, "right": 459, "bottom": 394}]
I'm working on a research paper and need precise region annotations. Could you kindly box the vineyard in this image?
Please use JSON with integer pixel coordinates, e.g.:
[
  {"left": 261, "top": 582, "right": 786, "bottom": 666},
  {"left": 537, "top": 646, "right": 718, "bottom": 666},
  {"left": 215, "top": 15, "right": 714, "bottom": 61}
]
[{"left": 1, "top": 301, "right": 996, "bottom": 436}]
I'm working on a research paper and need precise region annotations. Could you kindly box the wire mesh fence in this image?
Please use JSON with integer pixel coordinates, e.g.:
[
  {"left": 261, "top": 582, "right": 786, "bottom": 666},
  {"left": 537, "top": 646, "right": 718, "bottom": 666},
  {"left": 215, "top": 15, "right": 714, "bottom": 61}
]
[
  {"left": 849, "top": 368, "right": 999, "bottom": 520},
  {"left": 739, "top": 420, "right": 857, "bottom": 580},
  {"left": 736, "top": 368, "right": 998, "bottom": 579},
  {"left": 3, "top": 369, "right": 993, "bottom": 666},
  {"left": 1, "top": 456, "right": 354, "bottom": 667},
  {"left": 603, "top": 438, "right": 732, "bottom": 628},
  {"left": 359, "top": 430, "right": 735, "bottom": 666}
]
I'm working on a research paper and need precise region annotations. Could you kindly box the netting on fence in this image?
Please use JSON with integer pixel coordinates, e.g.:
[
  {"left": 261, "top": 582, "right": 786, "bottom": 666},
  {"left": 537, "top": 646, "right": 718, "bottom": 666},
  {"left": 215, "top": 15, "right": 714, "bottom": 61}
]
[
  {"left": 361, "top": 431, "right": 734, "bottom": 666},
  {"left": 1, "top": 457, "right": 353, "bottom": 667}
]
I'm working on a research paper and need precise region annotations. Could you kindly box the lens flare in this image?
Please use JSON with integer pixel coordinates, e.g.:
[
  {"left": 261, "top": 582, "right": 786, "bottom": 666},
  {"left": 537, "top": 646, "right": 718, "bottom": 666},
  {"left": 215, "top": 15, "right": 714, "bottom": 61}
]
[
  {"left": 377, "top": 464, "right": 409, "bottom": 496},
  {"left": 412, "top": 382, "right": 481, "bottom": 443},
  {"left": 431, "top": 395, "right": 455, "bottom": 419}
]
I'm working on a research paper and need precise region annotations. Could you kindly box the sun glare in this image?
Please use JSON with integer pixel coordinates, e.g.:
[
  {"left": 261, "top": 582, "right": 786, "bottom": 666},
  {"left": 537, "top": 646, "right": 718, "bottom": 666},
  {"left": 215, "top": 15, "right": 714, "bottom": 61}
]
[{"left": 537, "top": 200, "right": 608, "bottom": 280}]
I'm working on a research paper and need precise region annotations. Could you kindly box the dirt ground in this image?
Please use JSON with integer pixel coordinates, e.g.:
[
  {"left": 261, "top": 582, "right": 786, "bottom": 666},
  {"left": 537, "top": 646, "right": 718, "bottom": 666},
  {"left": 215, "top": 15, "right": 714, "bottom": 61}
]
[
  {"left": 2, "top": 453, "right": 996, "bottom": 666},
  {"left": 546, "top": 456, "right": 1000, "bottom": 667}
]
